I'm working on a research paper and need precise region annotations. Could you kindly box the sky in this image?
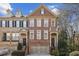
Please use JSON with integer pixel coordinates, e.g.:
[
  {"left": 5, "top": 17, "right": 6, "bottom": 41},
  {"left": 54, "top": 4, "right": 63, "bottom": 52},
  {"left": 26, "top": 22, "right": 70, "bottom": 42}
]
[{"left": 0, "top": 3, "right": 63, "bottom": 16}]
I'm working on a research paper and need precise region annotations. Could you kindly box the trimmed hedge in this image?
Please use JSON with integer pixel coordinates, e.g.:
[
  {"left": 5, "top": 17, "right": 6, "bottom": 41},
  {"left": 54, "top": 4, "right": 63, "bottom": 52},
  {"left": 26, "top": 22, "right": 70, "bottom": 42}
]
[
  {"left": 17, "top": 43, "right": 22, "bottom": 50},
  {"left": 11, "top": 50, "right": 25, "bottom": 56},
  {"left": 50, "top": 49, "right": 59, "bottom": 56}
]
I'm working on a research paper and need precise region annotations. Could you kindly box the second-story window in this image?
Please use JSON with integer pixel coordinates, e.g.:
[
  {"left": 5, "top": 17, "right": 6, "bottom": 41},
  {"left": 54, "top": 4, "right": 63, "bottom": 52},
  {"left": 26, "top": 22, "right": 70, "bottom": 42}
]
[
  {"left": 36, "top": 19, "right": 41, "bottom": 27},
  {"left": 43, "top": 30, "right": 48, "bottom": 39},
  {"left": 36, "top": 30, "right": 41, "bottom": 39},
  {"left": 29, "top": 19, "right": 34, "bottom": 27},
  {"left": 44, "top": 19, "right": 48, "bottom": 27},
  {"left": 29, "top": 30, "right": 34, "bottom": 39},
  {"left": 51, "top": 20, "right": 55, "bottom": 27}
]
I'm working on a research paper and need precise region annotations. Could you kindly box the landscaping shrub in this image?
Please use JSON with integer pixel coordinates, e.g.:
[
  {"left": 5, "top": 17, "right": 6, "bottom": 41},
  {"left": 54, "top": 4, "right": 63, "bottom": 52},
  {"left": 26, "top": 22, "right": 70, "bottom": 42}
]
[
  {"left": 17, "top": 43, "right": 22, "bottom": 50},
  {"left": 69, "top": 51, "right": 79, "bottom": 56},
  {"left": 50, "top": 49, "right": 59, "bottom": 56},
  {"left": 11, "top": 50, "right": 25, "bottom": 56}
]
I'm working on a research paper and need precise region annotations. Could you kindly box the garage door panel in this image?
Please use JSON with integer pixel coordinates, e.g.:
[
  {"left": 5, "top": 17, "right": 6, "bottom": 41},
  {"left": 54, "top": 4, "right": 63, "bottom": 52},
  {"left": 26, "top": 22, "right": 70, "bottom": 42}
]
[{"left": 31, "top": 46, "right": 49, "bottom": 54}]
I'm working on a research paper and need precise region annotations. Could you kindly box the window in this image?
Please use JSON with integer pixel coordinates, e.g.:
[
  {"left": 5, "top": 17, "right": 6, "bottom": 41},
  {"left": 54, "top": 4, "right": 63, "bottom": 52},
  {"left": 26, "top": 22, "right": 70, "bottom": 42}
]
[
  {"left": 16, "top": 20, "right": 19, "bottom": 27},
  {"left": 44, "top": 30, "right": 48, "bottom": 39},
  {"left": 19, "top": 21, "right": 23, "bottom": 27},
  {"left": 2, "top": 21, "right": 5, "bottom": 27},
  {"left": 36, "top": 30, "right": 41, "bottom": 39},
  {"left": 44, "top": 19, "right": 48, "bottom": 27},
  {"left": 37, "top": 20, "right": 41, "bottom": 27},
  {"left": 41, "top": 9, "right": 44, "bottom": 14},
  {"left": 9, "top": 21, "right": 12, "bottom": 27},
  {"left": 13, "top": 21, "right": 16, "bottom": 27},
  {"left": 7, "top": 33, "right": 10, "bottom": 40},
  {"left": 29, "top": 19, "right": 34, "bottom": 27},
  {"left": 29, "top": 30, "right": 34, "bottom": 39},
  {"left": 23, "top": 21, "right": 27, "bottom": 27},
  {"left": 51, "top": 20, "right": 55, "bottom": 27},
  {"left": 12, "top": 33, "right": 19, "bottom": 40}
]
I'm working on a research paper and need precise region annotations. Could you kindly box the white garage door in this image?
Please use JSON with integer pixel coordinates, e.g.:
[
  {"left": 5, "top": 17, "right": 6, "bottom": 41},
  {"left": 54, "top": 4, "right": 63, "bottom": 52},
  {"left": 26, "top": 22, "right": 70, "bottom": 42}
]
[{"left": 31, "top": 46, "right": 49, "bottom": 55}]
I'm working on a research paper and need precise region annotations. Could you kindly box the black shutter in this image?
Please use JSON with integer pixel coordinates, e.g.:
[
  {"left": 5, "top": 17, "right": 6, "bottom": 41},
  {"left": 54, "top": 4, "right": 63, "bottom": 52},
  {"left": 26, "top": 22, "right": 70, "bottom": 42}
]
[
  {"left": 19, "top": 21, "right": 21, "bottom": 27},
  {"left": 8, "top": 21, "right": 9, "bottom": 27},
  {"left": 22, "top": 21, "right": 23, "bottom": 27},
  {"left": 0, "top": 20, "right": 2, "bottom": 27}
]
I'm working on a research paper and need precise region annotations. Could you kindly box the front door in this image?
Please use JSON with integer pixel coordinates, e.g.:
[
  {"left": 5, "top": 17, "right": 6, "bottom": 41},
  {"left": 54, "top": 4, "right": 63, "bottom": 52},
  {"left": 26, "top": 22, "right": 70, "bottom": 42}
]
[
  {"left": 23, "top": 38, "right": 26, "bottom": 46},
  {"left": 51, "top": 38, "right": 55, "bottom": 49}
]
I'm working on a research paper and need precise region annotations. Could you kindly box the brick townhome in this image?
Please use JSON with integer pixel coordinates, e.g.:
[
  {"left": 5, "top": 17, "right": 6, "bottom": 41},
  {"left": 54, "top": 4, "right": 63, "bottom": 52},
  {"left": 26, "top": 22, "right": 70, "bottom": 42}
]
[{"left": 0, "top": 4, "right": 58, "bottom": 54}]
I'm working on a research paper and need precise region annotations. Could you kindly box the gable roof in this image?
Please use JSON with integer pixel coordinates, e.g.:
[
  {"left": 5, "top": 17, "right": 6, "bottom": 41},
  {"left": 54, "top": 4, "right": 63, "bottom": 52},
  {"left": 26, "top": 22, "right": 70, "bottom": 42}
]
[{"left": 28, "top": 4, "right": 57, "bottom": 18}]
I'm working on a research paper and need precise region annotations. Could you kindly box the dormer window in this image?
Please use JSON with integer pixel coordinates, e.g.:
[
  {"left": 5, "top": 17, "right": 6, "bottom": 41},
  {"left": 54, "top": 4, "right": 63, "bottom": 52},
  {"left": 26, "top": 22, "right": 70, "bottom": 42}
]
[{"left": 41, "top": 8, "right": 44, "bottom": 14}]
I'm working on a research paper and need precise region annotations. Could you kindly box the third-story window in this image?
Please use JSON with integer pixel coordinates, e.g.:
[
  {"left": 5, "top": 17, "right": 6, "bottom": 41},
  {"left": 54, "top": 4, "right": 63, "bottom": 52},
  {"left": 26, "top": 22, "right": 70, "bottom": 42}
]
[
  {"left": 19, "top": 21, "right": 23, "bottom": 27},
  {"left": 37, "top": 19, "right": 41, "bottom": 27},
  {"left": 44, "top": 19, "right": 48, "bottom": 27},
  {"left": 36, "top": 30, "right": 41, "bottom": 39},
  {"left": 44, "top": 30, "right": 48, "bottom": 39},
  {"left": 2, "top": 21, "right": 5, "bottom": 27},
  {"left": 29, "top": 19, "right": 34, "bottom": 27},
  {"left": 16, "top": 20, "right": 19, "bottom": 27},
  {"left": 41, "top": 9, "right": 44, "bottom": 14},
  {"left": 23, "top": 21, "right": 27, "bottom": 27},
  {"left": 29, "top": 30, "right": 34, "bottom": 39},
  {"left": 9, "top": 21, "right": 12, "bottom": 27}
]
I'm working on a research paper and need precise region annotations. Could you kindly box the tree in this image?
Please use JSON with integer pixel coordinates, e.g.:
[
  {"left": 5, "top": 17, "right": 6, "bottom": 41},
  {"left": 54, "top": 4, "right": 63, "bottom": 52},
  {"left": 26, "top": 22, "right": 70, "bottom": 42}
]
[{"left": 58, "top": 29, "right": 69, "bottom": 56}]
